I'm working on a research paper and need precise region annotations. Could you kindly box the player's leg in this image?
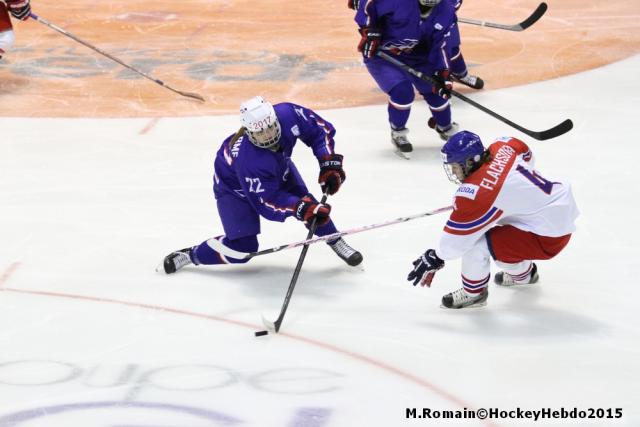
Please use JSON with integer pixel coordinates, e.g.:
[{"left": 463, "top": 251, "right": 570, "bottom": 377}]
[
  {"left": 486, "top": 225, "right": 572, "bottom": 286},
  {"left": 161, "top": 194, "right": 260, "bottom": 274},
  {"left": 0, "top": 5, "right": 15, "bottom": 60},
  {"left": 410, "top": 63, "right": 459, "bottom": 142},
  {"left": 286, "top": 165, "right": 363, "bottom": 266},
  {"left": 441, "top": 237, "right": 490, "bottom": 309},
  {"left": 448, "top": 24, "right": 484, "bottom": 90},
  {"left": 365, "top": 56, "right": 416, "bottom": 156}
]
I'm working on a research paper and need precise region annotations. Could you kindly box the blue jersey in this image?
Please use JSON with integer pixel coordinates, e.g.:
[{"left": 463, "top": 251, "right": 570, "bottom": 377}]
[
  {"left": 354, "top": 0, "right": 421, "bottom": 55},
  {"left": 404, "top": 0, "right": 457, "bottom": 70},
  {"left": 213, "top": 103, "right": 336, "bottom": 222}
]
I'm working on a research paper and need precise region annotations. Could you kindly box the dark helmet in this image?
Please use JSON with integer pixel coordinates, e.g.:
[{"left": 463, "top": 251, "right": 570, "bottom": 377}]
[{"left": 440, "top": 130, "right": 486, "bottom": 183}]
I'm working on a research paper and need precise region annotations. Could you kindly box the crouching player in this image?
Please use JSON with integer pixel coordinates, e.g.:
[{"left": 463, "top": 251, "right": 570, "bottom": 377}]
[
  {"left": 407, "top": 131, "right": 579, "bottom": 308},
  {"left": 160, "top": 96, "right": 363, "bottom": 274}
]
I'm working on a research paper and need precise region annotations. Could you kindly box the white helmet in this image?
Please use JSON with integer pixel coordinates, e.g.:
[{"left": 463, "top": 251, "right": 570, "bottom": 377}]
[{"left": 240, "top": 96, "right": 281, "bottom": 149}]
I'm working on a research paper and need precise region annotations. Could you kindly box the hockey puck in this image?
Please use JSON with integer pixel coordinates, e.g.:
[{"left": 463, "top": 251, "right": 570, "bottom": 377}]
[{"left": 254, "top": 330, "right": 269, "bottom": 337}]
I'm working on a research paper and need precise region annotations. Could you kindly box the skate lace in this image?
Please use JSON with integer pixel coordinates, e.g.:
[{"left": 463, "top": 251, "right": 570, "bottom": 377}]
[
  {"left": 172, "top": 251, "right": 192, "bottom": 270},
  {"left": 460, "top": 74, "right": 477, "bottom": 85},
  {"left": 330, "top": 238, "right": 356, "bottom": 259},
  {"left": 391, "top": 129, "right": 410, "bottom": 145},
  {"left": 436, "top": 122, "right": 459, "bottom": 139},
  {"left": 451, "top": 288, "right": 472, "bottom": 304}
]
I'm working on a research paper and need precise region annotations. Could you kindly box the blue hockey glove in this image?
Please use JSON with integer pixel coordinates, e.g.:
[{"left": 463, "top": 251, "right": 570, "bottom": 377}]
[
  {"left": 407, "top": 249, "right": 445, "bottom": 287},
  {"left": 432, "top": 69, "right": 453, "bottom": 99},
  {"left": 7, "top": 0, "right": 31, "bottom": 20},
  {"left": 318, "top": 154, "right": 346, "bottom": 195},
  {"left": 357, "top": 27, "right": 381, "bottom": 59}
]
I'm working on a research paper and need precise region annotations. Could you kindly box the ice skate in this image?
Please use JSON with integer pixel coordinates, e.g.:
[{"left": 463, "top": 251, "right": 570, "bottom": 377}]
[
  {"left": 390, "top": 127, "right": 413, "bottom": 159},
  {"left": 428, "top": 118, "right": 459, "bottom": 142},
  {"left": 328, "top": 238, "right": 363, "bottom": 266},
  {"left": 454, "top": 73, "right": 485, "bottom": 90},
  {"left": 441, "top": 288, "right": 488, "bottom": 309},
  {"left": 494, "top": 263, "right": 539, "bottom": 286},
  {"left": 159, "top": 247, "right": 193, "bottom": 274}
]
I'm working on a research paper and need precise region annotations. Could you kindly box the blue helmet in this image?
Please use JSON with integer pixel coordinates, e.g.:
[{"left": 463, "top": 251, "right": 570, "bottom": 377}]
[{"left": 440, "top": 131, "right": 485, "bottom": 183}]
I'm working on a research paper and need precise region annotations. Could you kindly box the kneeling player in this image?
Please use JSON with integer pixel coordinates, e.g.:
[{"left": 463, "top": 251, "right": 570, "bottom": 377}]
[
  {"left": 160, "top": 96, "right": 363, "bottom": 274},
  {"left": 407, "top": 131, "right": 578, "bottom": 308}
]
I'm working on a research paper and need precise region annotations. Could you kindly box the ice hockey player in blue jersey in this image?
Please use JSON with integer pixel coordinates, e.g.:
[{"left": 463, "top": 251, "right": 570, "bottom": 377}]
[
  {"left": 350, "top": 0, "right": 460, "bottom": 158},
  {"left": 160, "top": 96, "right": 363, "bottom": 274},
  {"left": 443, "top": 0, "right": 484, "bottom": 89}
]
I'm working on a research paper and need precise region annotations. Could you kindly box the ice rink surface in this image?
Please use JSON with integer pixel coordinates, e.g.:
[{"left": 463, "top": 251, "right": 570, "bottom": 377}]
[{"left": 1, "top": 55, "right": 639, "bottom": 426}]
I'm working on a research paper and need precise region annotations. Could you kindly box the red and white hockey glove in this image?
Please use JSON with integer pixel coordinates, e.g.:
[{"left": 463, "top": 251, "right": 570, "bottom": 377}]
[
  {"left": 407, "top": 249, "right": 445, "bottom": 287},
  {"left": 432, "top": 69, "right": 453, "bottom": 99},
  {"left": 294, "top": 195, "right": 331, "bottom": 226},
  {"left": 7, "top": 0, "right": 31, "bottom": 21},
  {"left": 348, "top": 0, "right": 361, "bottom": 10},
  {"left": 357, "top": 27, "right": 382, "bottom": 59},
  {"left": 318, "top": 154, "right": 346, "bottom": 195}
]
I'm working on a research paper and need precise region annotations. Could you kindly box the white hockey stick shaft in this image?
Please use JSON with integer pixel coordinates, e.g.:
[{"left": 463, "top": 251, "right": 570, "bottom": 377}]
[{"left": 208, "top": 205, "right": 454, "bottom": 260}]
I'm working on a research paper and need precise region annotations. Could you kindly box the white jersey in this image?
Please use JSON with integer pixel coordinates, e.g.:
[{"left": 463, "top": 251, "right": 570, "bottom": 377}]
[{"left": 436, "top": 137, "right": 579, "bottom": 260}]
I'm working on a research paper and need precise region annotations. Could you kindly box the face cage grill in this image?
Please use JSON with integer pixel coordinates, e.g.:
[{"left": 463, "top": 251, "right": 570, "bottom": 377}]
[
  {"left": 246, "top": 122, "right": 282, "bottom": 149},
  {"left": 441, "top": 152, "right": 463, "bottom": 184}
]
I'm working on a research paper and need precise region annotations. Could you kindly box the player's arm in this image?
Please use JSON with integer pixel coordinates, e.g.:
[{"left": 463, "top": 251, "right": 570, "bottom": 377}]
[
  {"left": 407, "top": 199, "right": 502, "bottom": 287},
  {"left": 289, "top": 104, "right": 346, "bottom": 195},
  {"left": 436, "top": 199, "right": 504, "bottom": 260}
]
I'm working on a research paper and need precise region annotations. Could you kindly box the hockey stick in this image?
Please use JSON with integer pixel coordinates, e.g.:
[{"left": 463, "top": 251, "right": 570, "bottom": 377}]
[
  {"left": 458, "top": 3, "right": 548, "bottom": 32},
  {"left": 29, "top": 13, "right": 205, "bottom": 102},
  {"left": 209, "top": 205, "right": 453, "bottom": 261},
  {"left": 377, "top": 51, "right": 573, "bottom": 141},
  {"left": 262, "top": 194, "right": 330, "bottom": 334}
]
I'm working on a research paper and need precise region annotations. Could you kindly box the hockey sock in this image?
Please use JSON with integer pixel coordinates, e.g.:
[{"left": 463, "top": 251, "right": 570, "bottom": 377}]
[
  {"left": 461, "top": 237, "right": 491, "bottom": 295},
  {"left": 311, "top": 219, "right": 339, "bottom": 238},
  {"left": 387, "top": 81, "right": 414, "bottom": 130},
  {"left": 192, "top": 235, "right": 258, "bottom": 265},
  {"left": 425, "top": 93, "right": 452, "bottom": 129},
  {"left": 449, "top": 47, "right": 468, "bottom": 78}
]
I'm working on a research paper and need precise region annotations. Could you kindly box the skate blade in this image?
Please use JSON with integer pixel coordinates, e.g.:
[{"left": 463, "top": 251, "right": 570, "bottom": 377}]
[
  {"left": 440, "top": 300, "right": 487, "bottom": 309},
  {"left": 394, "top": 149, "right": 411, "bottom": 160}
]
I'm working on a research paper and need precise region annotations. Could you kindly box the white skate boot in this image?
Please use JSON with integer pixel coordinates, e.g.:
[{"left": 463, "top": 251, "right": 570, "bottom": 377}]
[{"left": 441, "top": 288, "right": 488, "bottom": 309}]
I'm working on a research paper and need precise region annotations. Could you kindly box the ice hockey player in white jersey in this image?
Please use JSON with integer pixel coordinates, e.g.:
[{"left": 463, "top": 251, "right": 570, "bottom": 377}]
[{"left": 407, "top": 130, "right": 579, "bottom": 308}]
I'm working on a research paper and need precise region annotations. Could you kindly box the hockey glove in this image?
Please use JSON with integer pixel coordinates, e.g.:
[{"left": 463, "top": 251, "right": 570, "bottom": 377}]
[
  {"left": 318, "top": 154, "right": 346, "bottom": 195},
  {"left": 348, "top": 0, "right": 361, "bottom": 10},
  {"left": 432, "top": 70, "right": 453, "bottom": 99},
  {"left": 357, "top": 27, "right": 382, "bottom": 59},
  {"left": 295, "top": 195, "right": 331, "bottom": 226},
  {"left": 407, "top": 249, "right": 445, "bottom": 287},
  {"left": 7, "top": 0, "right": 31, "bottom": 21}
]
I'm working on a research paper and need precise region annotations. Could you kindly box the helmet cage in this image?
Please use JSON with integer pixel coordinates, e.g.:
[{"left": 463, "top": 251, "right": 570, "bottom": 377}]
[{"left": 246, "top": 121, "right": 281, "bottom": 149}]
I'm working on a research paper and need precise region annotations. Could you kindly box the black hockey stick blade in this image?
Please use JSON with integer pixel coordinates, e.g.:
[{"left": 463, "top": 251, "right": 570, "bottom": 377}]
[
  {"left": 525, "top": 118, "right": 573, "bottom": 141},
  {"left": 261, "top": 315, "right": 279, "bottom": 333},
  {"left": 518, "top": 3, "right": 548, "bottom": 31},
  {"left": 458, "top": 3, "right": 547, "bottom": 32}
]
